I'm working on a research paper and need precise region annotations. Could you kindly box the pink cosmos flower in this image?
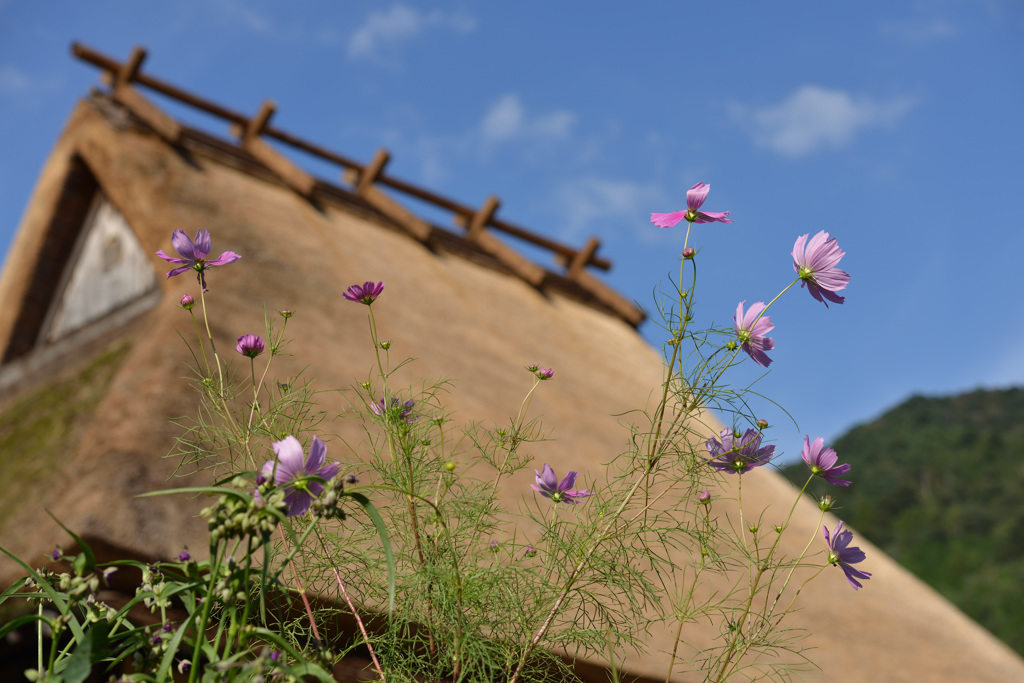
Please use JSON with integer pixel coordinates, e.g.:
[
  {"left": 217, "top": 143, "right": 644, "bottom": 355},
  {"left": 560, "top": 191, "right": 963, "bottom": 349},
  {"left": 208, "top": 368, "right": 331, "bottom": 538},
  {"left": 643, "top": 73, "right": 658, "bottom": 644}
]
[
  {"left": 531, "top": 464, "right": 592, "bottom": 504},
  {"left": 261, "top": 436, "right": 340, "bottom": 517},
  {"left": 733, "top": 301, "right": 775, "bottom": 367},
  {"left": 156, "top": 229, "right": 241, "bottom": 292},
  {"left": 705, "top": 428, "right": 775, "bottom": 474},
  {"left": 801, "top": 435, "right": 851, "bottom": 486},
  {"left": 824, "top": 522, "right": 871, "bottom": 590},
  {"left": 792, "top": 231, "right": 850, "bottom": 307},
  {"left": 235, "top": 333, "right": 265, "bottom": 358},
  {"left": 650, "top": 182, "right": 733, "bottom": 228},
  {"left": 343, "top": 281, "right": 385, "bottom": 305}
]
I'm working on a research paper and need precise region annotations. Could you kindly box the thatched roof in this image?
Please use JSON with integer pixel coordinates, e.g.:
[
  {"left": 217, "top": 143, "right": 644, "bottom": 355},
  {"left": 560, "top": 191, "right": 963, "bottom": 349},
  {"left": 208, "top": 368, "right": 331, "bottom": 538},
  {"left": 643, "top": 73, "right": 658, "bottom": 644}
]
[{"left": 1, "top": 71, "right": 1021, "bottom": 682}]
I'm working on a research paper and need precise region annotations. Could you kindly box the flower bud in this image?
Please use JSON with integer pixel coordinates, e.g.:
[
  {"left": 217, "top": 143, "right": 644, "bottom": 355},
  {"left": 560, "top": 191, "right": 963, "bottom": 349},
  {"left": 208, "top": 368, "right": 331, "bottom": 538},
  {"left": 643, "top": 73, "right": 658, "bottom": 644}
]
[
  {"left": 444, "top": 460, "right": 456, "bottom": 472},
  {"left": 757, "top": 419, "right": 769, "bottom": 429},
  {"left": 818, "top": 495, "right": 835, "bottom": 512},
  {"left": 179, "top": 294, "right": 196, "bottom": 310},
  {"left": 682, "top": 247, "right": 696, "bottom": 259},
  {"left": 698, "top": 489, "right": 711, "bottom": 505},
  {"left": 279, "top": 310, "right": 293, "bottom": 319}
]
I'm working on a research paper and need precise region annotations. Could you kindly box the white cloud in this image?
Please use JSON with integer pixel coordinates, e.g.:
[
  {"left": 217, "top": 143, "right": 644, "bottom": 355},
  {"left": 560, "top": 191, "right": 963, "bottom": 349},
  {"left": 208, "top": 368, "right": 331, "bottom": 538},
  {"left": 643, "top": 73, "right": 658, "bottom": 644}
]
[
  {"left": 879, "top": 17, "right": 956, "bottom": 46},
  {"left": 348, "top": 4, "right": 476, "bottom": 64},
  {"left": 479, "top": 93, "right": 576, "bottom": 145},
  {"left": 731, "top": 85, "right": 917, "bottom": 158},
  {"left": 551, "top": 177, "right": 663, "bottom": 239},
  {"left": 0, "top": 65, "right": 30, "bottom": 94}
]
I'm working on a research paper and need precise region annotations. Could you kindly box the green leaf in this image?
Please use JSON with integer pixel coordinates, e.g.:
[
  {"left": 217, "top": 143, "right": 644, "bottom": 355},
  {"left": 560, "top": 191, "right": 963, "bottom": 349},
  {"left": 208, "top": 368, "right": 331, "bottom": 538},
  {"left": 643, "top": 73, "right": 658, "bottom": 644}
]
[
  {"left": 62, "top": 622, "right": 110, "bottom": 683},
  {"left": 346, "top": 492, "right": 396, "bottom": 615}
]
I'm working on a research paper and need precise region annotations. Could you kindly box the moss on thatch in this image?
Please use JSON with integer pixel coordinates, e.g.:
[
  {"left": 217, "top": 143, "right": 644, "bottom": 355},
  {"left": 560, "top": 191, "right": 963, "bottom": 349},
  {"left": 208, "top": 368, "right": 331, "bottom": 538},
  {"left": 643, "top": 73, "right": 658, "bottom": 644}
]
[{"left": 0, "top": 343, "right": 130, "bottom": 527}]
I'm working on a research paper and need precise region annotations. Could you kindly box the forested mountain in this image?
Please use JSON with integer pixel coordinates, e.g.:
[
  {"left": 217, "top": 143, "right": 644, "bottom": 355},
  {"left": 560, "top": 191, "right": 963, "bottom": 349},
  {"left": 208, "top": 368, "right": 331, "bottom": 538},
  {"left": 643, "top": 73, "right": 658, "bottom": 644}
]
[{"left": 781, "top": 387, "right": 1024, "bottom": 656}]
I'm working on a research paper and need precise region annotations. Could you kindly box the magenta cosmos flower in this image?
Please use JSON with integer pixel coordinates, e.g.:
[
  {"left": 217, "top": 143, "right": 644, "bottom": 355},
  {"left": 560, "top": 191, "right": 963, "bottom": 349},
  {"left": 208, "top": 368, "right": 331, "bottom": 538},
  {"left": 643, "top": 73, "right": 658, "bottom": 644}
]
[
  {"left": 531, "top": 464, "right": 592, "bottom": 504},
  {"left": 343, "top": 281, "right": 385, "bottom": 305},
  {"left": 650, "top": 182, "right": 733, "bottom": 228},
  {"left": 824, "top": 522, "right": 871, "bottom": 590},
  {"left": 235, "top": 333, "right": 265, "bottom": 358},
  {"left": 156, "top": 229, "right": 241, "bottom": 293},
  {"left": 801, "top": 436, "right": 851, "bottom": 486},
  {"left": 705, "top": 428, "right": 775, "bottom": 474},
  {"left": 733, "top": 301, "right": 775, "bottom": 367},
  {"left": 792, "top": 231, "right": 850, "bottom": 307},
  {"left": 261, "top": 436, "right": 340, "bottom": 517}
]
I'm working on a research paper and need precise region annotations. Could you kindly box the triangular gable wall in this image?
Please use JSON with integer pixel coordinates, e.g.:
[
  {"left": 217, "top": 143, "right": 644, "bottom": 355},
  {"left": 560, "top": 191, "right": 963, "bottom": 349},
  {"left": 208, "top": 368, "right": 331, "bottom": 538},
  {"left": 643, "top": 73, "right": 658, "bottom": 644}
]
[
  {"left": 40, "top": 191, "right": 158, "bottom": 343},
  {"left": 0, "top": 155, "right": 159, "bottom": 393}
]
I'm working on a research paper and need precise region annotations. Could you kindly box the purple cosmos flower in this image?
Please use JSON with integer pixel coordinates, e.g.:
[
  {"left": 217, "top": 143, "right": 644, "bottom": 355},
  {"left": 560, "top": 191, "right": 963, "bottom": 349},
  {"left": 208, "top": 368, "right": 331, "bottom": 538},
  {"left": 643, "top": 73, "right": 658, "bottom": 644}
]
[
  {"left": 236, "top": 334, "right": 265, "bottom": 358},
  {"left": 371, "top": 397, "right": 417, "bottom": 423},
  {"left": 801, "top": 436, "right": 852, "bottom": 486},
  {"left": 733, "top": 301, "right": 775, "bottom": 367},
  {"left": 531, "top": 464, "right": 592, "bottom": 504},
  {"left": 535, "top": 367, "right": 555, "bottom": 380},
  {"left": 343, "top": 281, "right": 385, "bottom": 305},
  {"left": 824, "top": 521, "right": 871, "bottom": 590},
  {"left": 261, "top": 435, "right": 340, "bottom": 517},
  {"left": 156, "top": 229, "right": 241, "bottom": 292},
  {"left": 705, "top": 428, "right": 775, "bottom": 474},
  {"left": 524, "top": 544, "right": 538, "bottom": 557},
  {"left": 792, "top": 231, "right": 850, "bottom": 307},
  {"left": 489, "top": 540, "right": 500, "bottom": 552},
  {"left": 650, "top": 182, "right": 733, "bottom": 228},
  {"left": 178, "top": 549, "right": 191, "bottom": 563}
]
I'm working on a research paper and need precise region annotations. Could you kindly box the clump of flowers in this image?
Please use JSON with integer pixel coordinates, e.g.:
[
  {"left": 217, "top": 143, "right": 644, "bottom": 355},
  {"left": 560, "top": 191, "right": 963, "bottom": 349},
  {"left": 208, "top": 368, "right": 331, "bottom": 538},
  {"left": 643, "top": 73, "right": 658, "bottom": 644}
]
[
  {"left": 343, "top": 281, "right": 385, "bottom": 305},
  {"left": 261, "top": 435, "right": 340, "bottom": 517},
  {"left": 531, "top": 464, "right": 592, "bottom": 504},
  {"left": 156, "top": 229, "right": 241, "bottom": 292},
  {"left": 650, "top": 181, "right": 733, "bottom": 227},
  {"left": 705, "top": 428, "right": 775, "bottom": 474}
]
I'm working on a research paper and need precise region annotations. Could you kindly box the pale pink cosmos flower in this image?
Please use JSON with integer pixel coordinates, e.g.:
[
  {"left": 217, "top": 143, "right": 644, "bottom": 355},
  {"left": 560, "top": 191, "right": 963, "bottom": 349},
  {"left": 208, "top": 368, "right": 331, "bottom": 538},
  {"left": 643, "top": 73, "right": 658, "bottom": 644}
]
[
  {"left": 651, "top": 182, "right": 733, "bottom": 228},
  {"left": 801, "top": 436, "right": 851, "bottom": 486},
  {"left": 792, "top": 231, "right": 850, "bottom": 307},
  {"left": 262, "top": 436, "right": 340, "bottom": 517},
  {"left": 733, "top": 301, "right": 775, "bottom": 367},
  {"left": 156, "top": 229, "right": 240, "bottom": 292}
]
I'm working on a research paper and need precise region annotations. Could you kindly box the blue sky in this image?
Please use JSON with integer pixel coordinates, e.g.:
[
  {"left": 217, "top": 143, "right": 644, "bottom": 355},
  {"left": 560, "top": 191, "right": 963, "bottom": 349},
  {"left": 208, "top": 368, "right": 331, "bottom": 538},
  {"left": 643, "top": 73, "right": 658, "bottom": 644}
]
[{"left": 2, "top": 1, "right": 1022, "bottom": 464}]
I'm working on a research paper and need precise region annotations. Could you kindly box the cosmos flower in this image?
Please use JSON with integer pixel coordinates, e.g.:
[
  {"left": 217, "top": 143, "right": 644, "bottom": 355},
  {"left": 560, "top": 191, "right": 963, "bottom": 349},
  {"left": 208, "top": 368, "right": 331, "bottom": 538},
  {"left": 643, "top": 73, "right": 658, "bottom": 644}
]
[
  {"left": 733, "top": 301, "right": 775, "bottom": 367},
  {"left": 531, "top": 464, "right": 592, "bottom": 504},
  {"left": 824, "top": 521, "right": 871, "bottom": 590},
  {"left": 705, "top": 428, "right": 775, "bottom": 474},
  {"left": 801, "top": 436, "right": 852, "bottom": 486},
  {"left": 650, "top": 182, "right": 733, "bottom": 228},
  {"left": 156, "top": 229, "right": 241, "bottom": 293},
  {"left": 371, "top": 397, "right": 417, "bottom": 423},
  {"left": 235, "top": 333, "right": 265, "bottom": 358},
  {"left": 261, "top": 436, "right": 340, "bottom": 517},
  {"left": 792, "top": 231, "right": 850, "bottom": 307},
  {"left": 343, "top": 281, "right": 385, "bottom": 305}
]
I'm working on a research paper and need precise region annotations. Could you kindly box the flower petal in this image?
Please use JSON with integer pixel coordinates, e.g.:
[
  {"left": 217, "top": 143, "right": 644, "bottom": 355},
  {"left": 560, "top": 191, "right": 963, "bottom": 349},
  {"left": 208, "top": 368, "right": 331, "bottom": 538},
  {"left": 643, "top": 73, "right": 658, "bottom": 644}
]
[
  {"left": 170, "top": 230, "right": 196, "bottom": 260},
  {"left": 650, "top": 211, "right": 687, "bottom": 228}
]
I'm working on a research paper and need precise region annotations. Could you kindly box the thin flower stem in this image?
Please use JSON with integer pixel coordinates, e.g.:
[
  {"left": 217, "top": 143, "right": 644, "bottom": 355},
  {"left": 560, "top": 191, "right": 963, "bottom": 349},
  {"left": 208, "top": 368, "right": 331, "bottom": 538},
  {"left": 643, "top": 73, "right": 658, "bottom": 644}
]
[
  {"left": 276, "top": 524, "right": 321, "bottom": 642},
  {"left": 189, "top": 541, "right": 226, "bottom": 683},
  {"left": 713, "top": 471, "right": 816, "bottom": 682},
  {"left": 189, "top": 309, "right": 212, "bottom": 380},
  {"left": 332, "top": 566, "right": 386, "bottom": 682}
]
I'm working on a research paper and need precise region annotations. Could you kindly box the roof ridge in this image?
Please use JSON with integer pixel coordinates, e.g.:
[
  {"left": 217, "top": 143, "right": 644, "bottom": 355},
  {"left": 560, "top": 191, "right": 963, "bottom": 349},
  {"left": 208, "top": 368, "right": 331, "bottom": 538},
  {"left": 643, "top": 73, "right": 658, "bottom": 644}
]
[{"left": 71, "top": 43, "right": 644, "bottom": 326}]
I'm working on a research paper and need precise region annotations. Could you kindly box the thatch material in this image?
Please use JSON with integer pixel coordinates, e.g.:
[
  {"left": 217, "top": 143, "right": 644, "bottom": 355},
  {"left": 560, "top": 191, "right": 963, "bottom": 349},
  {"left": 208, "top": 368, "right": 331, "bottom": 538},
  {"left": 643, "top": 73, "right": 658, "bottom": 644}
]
[{"left": 1, "top": 94, "right": 1021, "bottom": 682}]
